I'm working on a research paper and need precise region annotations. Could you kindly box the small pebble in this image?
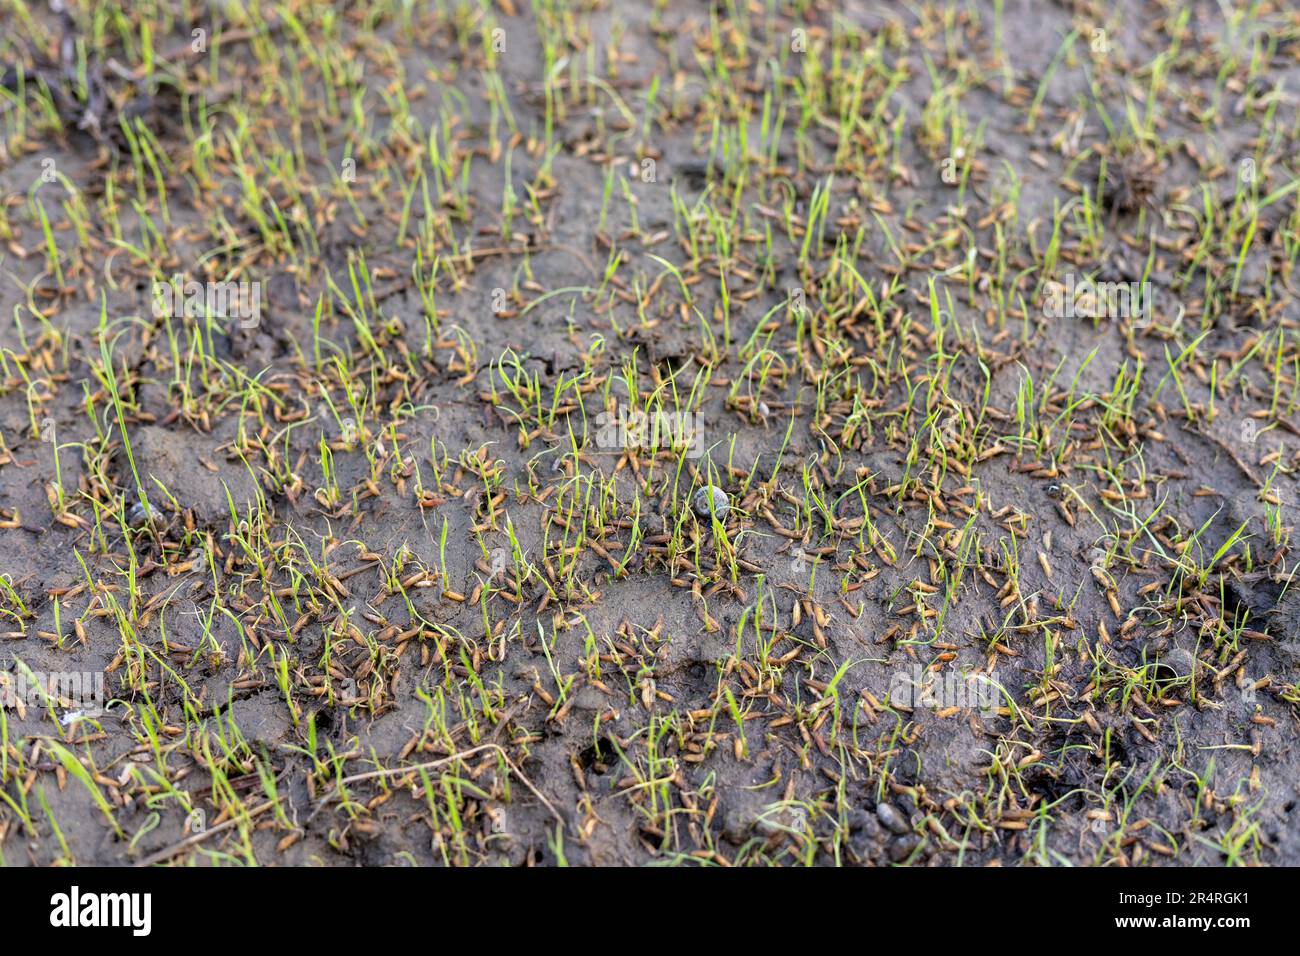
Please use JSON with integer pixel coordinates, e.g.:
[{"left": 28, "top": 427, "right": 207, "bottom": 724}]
[
  {"left": 692, "top": 485, "right": 729, "bottom": 520},
  {"left": 876, "top": 802, "right": 909, "bottom": 835}
]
